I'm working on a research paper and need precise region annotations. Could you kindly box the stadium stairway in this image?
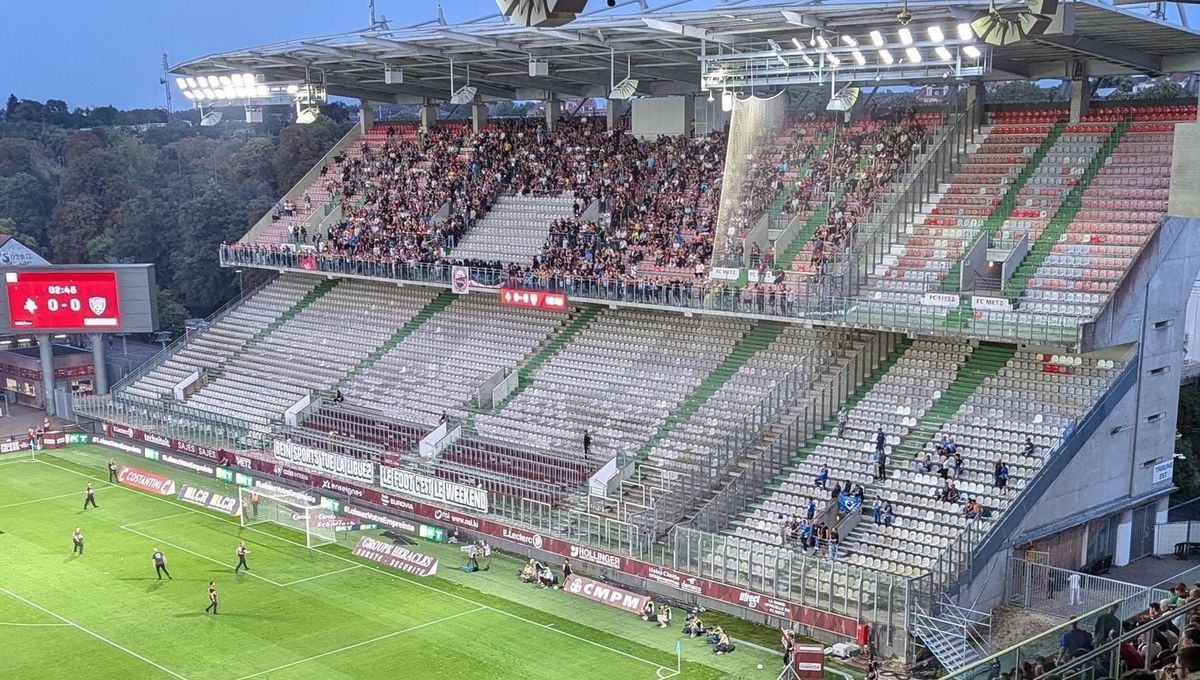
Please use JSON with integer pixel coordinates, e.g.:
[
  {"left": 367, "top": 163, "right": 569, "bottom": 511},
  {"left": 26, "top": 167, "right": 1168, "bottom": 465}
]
[
  {"left": 939, "top": 120, "right": 1068, "bottom": 292},
  {"left": 330, "top": 290, "right": 458, "bottom": 393},
  {"left": 625, "top": 323, "right": 786, "bottom": 490},
  {"left": 839, "top": 344, "right": 1016, "bottom": 560},
  {"left": 487, "top": 306, "right": 601, "bottom": 413},
  {"left": 1003, "top": 121, "right": 1131, "bottom": 300},
  {"left": 244, "top": 278, "right": 341, "bottom": 350},
  {"left": 720, "top": 338, "right": 911, "bottom": 533}
]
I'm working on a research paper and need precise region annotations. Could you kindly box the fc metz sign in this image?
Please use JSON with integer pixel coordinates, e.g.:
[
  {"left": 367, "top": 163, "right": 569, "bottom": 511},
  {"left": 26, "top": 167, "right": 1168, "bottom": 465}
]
[{"left": 563, "top": 574, "right": 649, "bottom": 614}]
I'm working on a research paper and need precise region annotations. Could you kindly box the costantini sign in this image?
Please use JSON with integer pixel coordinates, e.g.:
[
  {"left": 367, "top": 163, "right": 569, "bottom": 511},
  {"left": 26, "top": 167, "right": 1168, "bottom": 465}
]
[
  {"left": 117, "top": 466, "right": 175, "bottom": 495},
  {"left": 350, "top": 536, "right": 438, "bottom": 577},
  {"left": 379, "top": 466, "right": 489, "bottom": 513},
  {"left": 563, "top": 575, "right": 649, "bottom": 614}
]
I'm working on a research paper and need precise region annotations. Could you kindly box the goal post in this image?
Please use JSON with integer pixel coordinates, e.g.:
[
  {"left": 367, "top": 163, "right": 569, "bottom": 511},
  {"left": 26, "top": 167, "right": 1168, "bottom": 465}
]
[{"left": 239, "top": 487, "right": 336, "bottom": 549}]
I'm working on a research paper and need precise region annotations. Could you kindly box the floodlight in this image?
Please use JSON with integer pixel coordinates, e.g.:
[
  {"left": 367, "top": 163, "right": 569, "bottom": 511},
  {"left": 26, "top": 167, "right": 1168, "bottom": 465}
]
[
  {"left": 242, "top": 73, "right": 256, "bottom": 85},
  {"left": 231, "top": 74, "right": 243, "bottom": 87},
  {"left": 928, "top": 26, "right": 944, "bottom": 43},
  {"left": 869, "top": 30, "right": 885, "bottom": 47},
  {"left": 186, "top": 77, "right": 198, "bottom": 89},
  {"left": 963, "top": 45, "right": 982, "bottom": 59},
  {"left": 935, "top": 46, "right": 952, "bottom": 61},
  {"left": 841, "top": 35, "right": 857, "bottom": 46},
  {"left": 175, "top": 77, "right": 187, "bottom": 89},
  {"left": 191, "top": 90, "right": 204, "bottom": 101},
  {"left": 851, "top": 49, "right": 866, "bottom": 65},
  {"left": 182, "top": 90, "right": 196, "bottom": 100},
  {"left": 256, "top": 85, "right": 269, "bottom": 97},
  {"left": 827, "top": 53, "right": 841, "bottom": 66},
  {"left": 296, "top": 107, "right": 320, "bottom": 125},
  {"left": 898, "top": 28, "right": 913, "bottom": 45},
  {"left": 815, "top": 35, "right": 829, "bottom": 50},
  {"left": 792, "top": 37, "right": 804, "bottom": 49},
  {"left": 219, "top": 75, "right": 232, "bottom": 87},
  {"left": 802, "top": 54, "right": 814, "bottom": 66},
  {"left": 203, "top": 88, "right": 216, "bottom": 99},
  {"left": 879, "top": 49, "right": 895, "bottom": 64},
  {"left": 607, "top": 79, "right": 638, "bottom": 100},
  {"left": 286, "top": 84, "right": 300, "bottom": 94},
  {"left": 197, "top": 76, "right": 210, "bottom": 88},
  {"left": 905, "top": 47, "right": 922, "bottom": 63},
  {"left": 957, "top": 23, "right": 974, "bottom": 41}
]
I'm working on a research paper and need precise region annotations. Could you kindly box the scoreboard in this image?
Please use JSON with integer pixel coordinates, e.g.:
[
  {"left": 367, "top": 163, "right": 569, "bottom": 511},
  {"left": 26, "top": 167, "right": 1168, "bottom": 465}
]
[
  {"left": 0, "top": 265, "right": 159, "bottom": 334},
  {"left": 6, "top": 271, "right": 121, "bottom": 330}
]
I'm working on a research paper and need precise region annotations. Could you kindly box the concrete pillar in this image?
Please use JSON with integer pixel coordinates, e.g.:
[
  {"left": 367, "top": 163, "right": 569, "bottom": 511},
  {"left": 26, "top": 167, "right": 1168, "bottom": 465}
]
[
  {"left": 358, "top": 99, "right": 375, "bottom": 135},
  {"left": 1114, "top": 508, "right": 1133, "bottom": 566},
  {"left": 1068, "top": 69, "right": 1090, "bottom": 123},
  {"left": 419, "top": 101, "right": 438, "bottom": 131},
  {"left": 37, "top": 334, "right": 55, "bottom": 416},
  {"left": 91, "top": 333, "right": 108, "bottom": 395},
  {"left": 606, "top": 99, "right": 630, "bottom": 131},
  {"left": 966, "top": 81, "right": 985, "bottom": 129},
  {"left": 471, "top": 99, "right": 488, "bottom": 132},
  {"left": 545, "top": 96, "right": 561, "bottom": 132}
]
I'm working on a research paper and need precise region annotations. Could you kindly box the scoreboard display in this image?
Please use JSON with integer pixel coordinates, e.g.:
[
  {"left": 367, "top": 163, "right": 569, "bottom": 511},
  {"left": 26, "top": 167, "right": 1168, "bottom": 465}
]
[
  {"left": 5, "top": 270, "right": 121, "bottom": 330},
  {"left": 0, "top": 265, "right": 158, "bottom": 334}
]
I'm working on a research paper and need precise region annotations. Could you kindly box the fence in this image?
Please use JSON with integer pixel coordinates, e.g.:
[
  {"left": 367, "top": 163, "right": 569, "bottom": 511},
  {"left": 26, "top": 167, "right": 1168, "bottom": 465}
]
[
  {"left": 1007, "top": 557, "right": 1158, "bottom": 620},
  {"left": 220, "top": 245, "right": 1084, "bottom": 347}
]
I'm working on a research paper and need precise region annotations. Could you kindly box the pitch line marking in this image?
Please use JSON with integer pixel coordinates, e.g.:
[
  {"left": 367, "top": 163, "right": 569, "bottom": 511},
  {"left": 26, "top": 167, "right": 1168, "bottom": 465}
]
[
  {"left": 0, "top": 586, "right": 189, "bottom": 680},
  {"left": 117, "top": 511, "right": 194, "bottom": 528},
  {"left": 277, "top": 564, "right": 363, "bottom": 587},
  {"left": 0, "top": 621, "right": 71, "bottom": 627},
  {"left": 231, "top": 606, "right": 485, "bottom": 680},
  {"left": 119, "top": 526, "right": 289, "bottom": 588},
  {"left": 0, "top": 491, "right": 80, "bottom": 509},
  {"left": 37, "top": 457, "right": 676, "bottom": 675}
]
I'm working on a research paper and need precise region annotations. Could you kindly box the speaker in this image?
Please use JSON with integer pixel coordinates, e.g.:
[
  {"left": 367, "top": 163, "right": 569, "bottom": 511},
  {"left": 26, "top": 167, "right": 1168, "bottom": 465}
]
[
  {"left": 384, "top": 65, "right": 402, "bottom": 84},
  {"left": 528, "top": 59, "right": 549, "bottom": 77}
]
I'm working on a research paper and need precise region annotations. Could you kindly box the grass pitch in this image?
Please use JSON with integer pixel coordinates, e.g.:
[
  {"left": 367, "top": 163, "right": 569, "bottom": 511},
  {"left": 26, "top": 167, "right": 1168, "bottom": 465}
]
[{"left": 0, "top": 446, "right": 796, "bottom": 680}]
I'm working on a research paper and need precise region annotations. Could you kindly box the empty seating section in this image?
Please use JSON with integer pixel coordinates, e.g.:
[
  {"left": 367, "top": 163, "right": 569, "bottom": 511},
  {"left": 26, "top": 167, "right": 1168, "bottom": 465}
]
[
  {"left": 473, "top": 310, "right": 748, "bottom": 462},
  {"left": 1021, "top": 122, "right": 1177, "bottom": 317},
  {"left": 731, "top": 339, "right": 971, "bottom": 546},
  {"left": 341, "top": 296, "right": 565, "bottom": 426},
  {"left": 122, "top": 275, "right": 318, "bottom": 402},
  {"left": 850, "top": 351, "right": 1121, "bottom": 577},
  {"left": 451, "top": 195, "right": 577, "bottom": 264},
  {"left": 867, "top": 123, "right": 1055, "bottom": 302},
  {"left": 643, "top": 326, "right": 855, "bottom": 483},
  {"left": 185, "top": 280, "right": 440, "bottom": 430}
]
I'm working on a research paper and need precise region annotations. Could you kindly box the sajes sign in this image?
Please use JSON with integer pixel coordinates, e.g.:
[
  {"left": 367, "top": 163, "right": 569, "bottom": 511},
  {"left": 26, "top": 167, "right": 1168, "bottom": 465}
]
[{"left": 351, "top": 536, "right": 438, "bottom": 577}]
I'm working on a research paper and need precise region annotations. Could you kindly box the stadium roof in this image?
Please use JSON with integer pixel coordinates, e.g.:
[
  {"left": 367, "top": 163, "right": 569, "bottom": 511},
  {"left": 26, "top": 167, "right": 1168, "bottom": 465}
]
[{"left": 171, "top": 0, "right": 1200, "bottom": 104}]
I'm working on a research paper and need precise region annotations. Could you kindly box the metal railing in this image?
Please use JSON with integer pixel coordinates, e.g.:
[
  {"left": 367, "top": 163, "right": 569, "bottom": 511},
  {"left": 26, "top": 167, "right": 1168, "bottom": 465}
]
[
  {"left": 219, "top": 245, "right": 1083, "bottom": 347},
  {"left": 74, "top": 392, "right": 270, "bottom": 452}
]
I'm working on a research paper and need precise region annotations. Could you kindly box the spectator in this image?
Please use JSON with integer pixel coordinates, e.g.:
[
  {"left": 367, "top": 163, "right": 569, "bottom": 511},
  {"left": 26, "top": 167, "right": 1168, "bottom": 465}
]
[
  {"left": 1058, "top": 620, "right": 1094, "bottom": 663},
  {"left": 1093, "top": 604, "right": 1121, "bottom": 643},
  {"left": 995, "top": 459, "right": 1010, "bottom": 492},
  {"left": 964, "top": 498, "right": 983, "bottom": 520},
  {"left": 837, "top": 407, "right": 848, "bottom": 437},
  {"left": 583, "top": 429, "right": 592, "bottom": 460},
  {"left": 814, "top": 465, "right": 829, "bottom": 489}
]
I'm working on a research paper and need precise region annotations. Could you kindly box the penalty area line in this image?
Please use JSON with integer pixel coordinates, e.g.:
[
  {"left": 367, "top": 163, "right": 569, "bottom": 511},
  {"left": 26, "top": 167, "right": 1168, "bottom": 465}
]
[
  {"left": 0, "top": 586, "right": 188, "bottom": 679},
  {"left": 231, "top": 606, "right": 485, "bottom": 680},
  {"left": 0, "top": 491, "right": 80, "bottom": 509},
  {"left": 37, "top": 456, "right": 677, "bottom": 675}
]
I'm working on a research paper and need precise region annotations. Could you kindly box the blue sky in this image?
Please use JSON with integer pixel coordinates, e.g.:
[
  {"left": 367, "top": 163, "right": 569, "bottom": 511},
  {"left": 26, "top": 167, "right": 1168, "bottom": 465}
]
[{"left": 2, "top": 0, "right": 1197, "bottom": 110}]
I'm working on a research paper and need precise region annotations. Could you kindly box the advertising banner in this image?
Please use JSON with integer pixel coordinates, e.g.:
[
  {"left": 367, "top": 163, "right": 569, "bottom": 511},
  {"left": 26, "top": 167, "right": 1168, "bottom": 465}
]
[
  {"left": 451, "top": 265, "right": 471, "bottom": 294},
  {"left": 273, "top": 440, "right": 375, "bottom": 484},
  {"left": 379, "top": 466, "right": 488, "bottom": 513},
  {"left": 920, "top": 292, "right": 961, "bottom": 308},
  {"left": 118, "top": 466, "right": 176, "bottom": 496},
  {"left": 351, "top": 536, "right": 438, "bottom": 577},
  {"left": 792, "top": 644, "right": 825, "bottom": 678},
  {"left": 563, "top": 574, "right": 649, "bottom": 614},
  {"left": 971, "top": 295, "right": 1013, "bottom": 312},
  {"left": 177, "top": 484, "right": 241, "bottom": 515}
]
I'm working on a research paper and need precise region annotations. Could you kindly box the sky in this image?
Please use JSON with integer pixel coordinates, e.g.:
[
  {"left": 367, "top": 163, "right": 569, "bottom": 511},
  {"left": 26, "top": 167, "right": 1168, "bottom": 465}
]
[{"left": 1, "top": 0, "right": 1197, "bottom": 111}]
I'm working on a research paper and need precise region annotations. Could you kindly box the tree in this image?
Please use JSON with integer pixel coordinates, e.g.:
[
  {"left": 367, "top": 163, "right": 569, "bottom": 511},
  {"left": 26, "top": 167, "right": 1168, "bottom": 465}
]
[
  {"left": 169, "top": 184, "right": 247, "bottom": 315},
  {"left": 0, "top": 172, "right": 53, "bottom": 244},
  {"left": 5, "top": 94, "right": 17, "bottom": 119},
  {"left": 988, "top": 81, "right": 1055, "bottom": 104},
  {"left": 272, "top": 120, "right": 347, "bottom": 195},
  {"left": 1175, "top": 385, "right": 1200, "bottom": 503},
  {"left": 155, "top": 289, "right": 190, "bottom": 336},
  {"left": 0, "top": 217, "right": 37, "bottom": 247}
]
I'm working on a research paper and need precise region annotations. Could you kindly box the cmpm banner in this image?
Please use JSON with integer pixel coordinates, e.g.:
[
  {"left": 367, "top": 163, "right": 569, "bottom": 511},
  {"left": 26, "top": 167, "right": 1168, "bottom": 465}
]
[
  {"left": 273, "top": 440, "right": 375, "bottom": 484},
  {"left": 177, "top": 484, "right": 241, "bottom": 516},
  {"left": 563, "top": 575, "right": 649, "bottom": 614},
  {"left": 379, "top": 466, "right": 488, "bottom": 513},
  {"left": 351, "top": 536, "right": 438, "bottom": 577}
]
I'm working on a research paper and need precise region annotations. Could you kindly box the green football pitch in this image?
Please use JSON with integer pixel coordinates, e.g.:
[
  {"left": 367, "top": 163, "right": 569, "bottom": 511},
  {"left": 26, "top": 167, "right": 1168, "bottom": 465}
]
[{"left": 0, "top": 445, "right": 808, "bottom": 680}]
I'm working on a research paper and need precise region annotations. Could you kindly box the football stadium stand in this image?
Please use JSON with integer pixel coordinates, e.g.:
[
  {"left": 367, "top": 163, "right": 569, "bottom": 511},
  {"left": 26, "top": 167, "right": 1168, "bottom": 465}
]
[{"left": 72, "top": 3, "right": 1200, "bottom": 674}]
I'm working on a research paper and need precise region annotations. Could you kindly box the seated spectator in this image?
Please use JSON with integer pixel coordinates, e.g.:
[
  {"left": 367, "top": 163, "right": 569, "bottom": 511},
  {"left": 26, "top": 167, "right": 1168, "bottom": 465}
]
[
  {"left": 814, "top": 465, "right": 829, "bottom": 488},
  {"left": 964, "top": 498, "right": 983, "bottom": 521},
  {"left": 712, "top": 628, "right": 734, "bottom": 655},
  {"left": 654, "top": 604, "right": 672, "bottom": 629},
  {"left": 519, "top": 559, "right": 539, "bottom": 583},
  {"left": 916, "top": 454, "right": 933, "bottom": 474},
  {"left": 332, "top": 389, "right": 345, "bottom": 404},
  {"left": 682, "top": 610, "right": 706, "bottom": 637},
  {"left": 640, "top": 600, "right": 656, "bottom": 622}
]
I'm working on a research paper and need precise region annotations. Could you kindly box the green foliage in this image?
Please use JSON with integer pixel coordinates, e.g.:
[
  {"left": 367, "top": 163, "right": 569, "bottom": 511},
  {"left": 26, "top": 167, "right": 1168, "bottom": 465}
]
[
  {"left": 0, "top": 94, "right": 354, "bottom": 332},
  {"left": 1175, "top": 385, "right": 1200, "bottom": 502},
  {"left": 988, "top": 81, "right": 1057, "bottom": 104},
  {"left": 1108, "top": 80, "right": 1189, "bottom": 101}
]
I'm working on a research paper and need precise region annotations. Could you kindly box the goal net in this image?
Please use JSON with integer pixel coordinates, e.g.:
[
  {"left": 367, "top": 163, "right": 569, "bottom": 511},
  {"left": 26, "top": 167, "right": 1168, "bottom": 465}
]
[{"left": 239, "top": 487, "right": 336, "bottom": 549}]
